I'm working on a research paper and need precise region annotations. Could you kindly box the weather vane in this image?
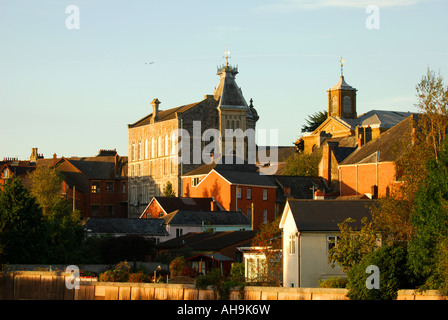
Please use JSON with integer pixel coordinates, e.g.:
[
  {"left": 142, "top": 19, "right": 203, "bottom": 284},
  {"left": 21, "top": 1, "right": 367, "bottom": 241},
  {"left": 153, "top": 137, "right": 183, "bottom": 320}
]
[
  {"left": 340, "top": 57, "right": 345, "bottom": 76},
  {"left": 224, "top": 46, "right": 231, "bottom": 66}
]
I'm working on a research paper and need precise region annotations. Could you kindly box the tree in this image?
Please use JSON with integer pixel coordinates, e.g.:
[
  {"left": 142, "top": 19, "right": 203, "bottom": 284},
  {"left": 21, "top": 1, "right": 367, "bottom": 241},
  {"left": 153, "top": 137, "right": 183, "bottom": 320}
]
[
  {"left": 0, "top": 178, "right": 48, "bottom": 263},
  {"left": 28, "top": 165, "right": 64, "bottom": 216},
  {"left": 163, "top": 181, "right": 176, "bottom": 197},
  {"left": 346, "top": 245, "right": 411, "bottom": 300},
  {"left": 301, "top": 110, "right": 328, "bottom": 133},
  {"left": 407, "top": 138, "right": 448, "bottom": 293},
  {"left": 328, "top": 217, "right": 379, "bottom": 274},
  {"left": 28, "top": 165, "right": 84, "bottom": 263},
  {"left": 250, "top": 217, "right": 282, "bottom": 285},
  {"left": 282, "top": 150, "right": 321, "bottom": 176}
]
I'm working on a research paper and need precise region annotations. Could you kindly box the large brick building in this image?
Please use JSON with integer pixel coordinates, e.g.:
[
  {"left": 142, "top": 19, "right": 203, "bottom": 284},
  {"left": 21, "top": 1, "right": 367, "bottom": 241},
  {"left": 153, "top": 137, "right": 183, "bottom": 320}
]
[{"left": 127, "top": 57, "right": 259, "bottom": 218}]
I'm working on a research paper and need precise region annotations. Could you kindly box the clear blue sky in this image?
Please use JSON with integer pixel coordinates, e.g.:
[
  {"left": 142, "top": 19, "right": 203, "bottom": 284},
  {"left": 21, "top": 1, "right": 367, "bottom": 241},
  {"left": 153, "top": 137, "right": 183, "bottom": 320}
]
[{"left": 1, "top": 0, "right": 447, "bottom": 160}]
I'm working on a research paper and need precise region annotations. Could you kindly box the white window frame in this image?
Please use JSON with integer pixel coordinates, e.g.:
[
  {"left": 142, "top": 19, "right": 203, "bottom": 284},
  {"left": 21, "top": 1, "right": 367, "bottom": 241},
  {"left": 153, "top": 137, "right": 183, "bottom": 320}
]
[{"left": 263, "top": 189, "right": 268, "bottom": 200}]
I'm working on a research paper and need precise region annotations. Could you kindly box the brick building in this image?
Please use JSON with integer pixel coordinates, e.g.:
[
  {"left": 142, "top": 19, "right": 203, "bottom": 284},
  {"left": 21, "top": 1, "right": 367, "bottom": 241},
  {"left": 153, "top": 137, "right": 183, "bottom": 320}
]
[
  {"left": 127, "top": 55, "right": 259, "bottom": 218},
  {"left": 48, "top": 149, "right": 128, "bottom": 218},
  {"left": 338, "top": 115, "right": 418, "bottom": 198}
]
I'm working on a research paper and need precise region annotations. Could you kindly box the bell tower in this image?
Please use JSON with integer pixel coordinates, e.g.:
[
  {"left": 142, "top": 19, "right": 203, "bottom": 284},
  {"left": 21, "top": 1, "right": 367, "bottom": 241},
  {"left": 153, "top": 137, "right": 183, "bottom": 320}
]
[{"left": 327, "top": 58, "right": 357, "bottom": 119}]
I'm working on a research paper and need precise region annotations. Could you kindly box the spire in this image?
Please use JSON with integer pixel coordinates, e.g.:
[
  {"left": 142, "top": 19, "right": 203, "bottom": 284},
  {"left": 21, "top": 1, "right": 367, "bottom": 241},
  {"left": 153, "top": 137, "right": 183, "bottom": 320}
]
[
  {"left": 224, "top": 45, "right": 231, "bottom": 67},
  {"left": 340, "top": 57, "right": 345, "bottom": 76}
]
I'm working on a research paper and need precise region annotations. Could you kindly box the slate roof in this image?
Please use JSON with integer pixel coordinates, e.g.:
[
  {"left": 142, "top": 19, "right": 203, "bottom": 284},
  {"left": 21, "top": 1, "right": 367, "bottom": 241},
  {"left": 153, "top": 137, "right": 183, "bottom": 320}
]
[
  {"left": 82, "top": 218, "right": 168, "bottom": 236},
  {"left": 128, "top": 101, "right": 206, "bottom": 128},
  {"left": 150, "top": 197, "right": 215, "bottom": 214},
  {"left": 161, "top": 210, "right": 250, "bottom": 226},
  {"left": 286, "top": 199, "right": 375, "bottom": 232},
  {"left": 273, "top": 176, "right": 328, "bottom": 202},
  {"left": 341, "top": 110, "right": 414, "bottom": 130},
  {"left": 156, "top": 230, "right": 257, "bottom": 251},
  {"left": 341, "top": 115, "right": 417, "bottom": 165}
]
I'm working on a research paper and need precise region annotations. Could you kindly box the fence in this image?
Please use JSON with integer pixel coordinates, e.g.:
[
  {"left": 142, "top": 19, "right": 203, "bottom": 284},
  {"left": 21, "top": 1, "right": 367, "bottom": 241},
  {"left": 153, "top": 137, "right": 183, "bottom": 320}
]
[{"left": 0, "top": 271, "right": 445, "bottom": 300}]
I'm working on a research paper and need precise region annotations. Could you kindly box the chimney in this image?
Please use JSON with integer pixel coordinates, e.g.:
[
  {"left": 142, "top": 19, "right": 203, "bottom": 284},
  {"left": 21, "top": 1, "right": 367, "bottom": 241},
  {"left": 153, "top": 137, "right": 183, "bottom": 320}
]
[
  {"left": 30, "top": 148, "right": 38, "bottom": 163},
  {"left": 114, "top": 153, "right": 119, "bottom": 176},
  {"left": 53, "top": 153, "right": 57, "bottom": 165},
  {"left": 151, "top": 98, "right": 161, "bottom": 122}
]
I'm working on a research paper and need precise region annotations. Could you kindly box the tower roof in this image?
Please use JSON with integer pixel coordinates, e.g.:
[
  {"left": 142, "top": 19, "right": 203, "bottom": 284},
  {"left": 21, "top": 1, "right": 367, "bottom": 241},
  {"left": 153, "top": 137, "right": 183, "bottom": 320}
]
[
  {"left": 214, "top": 64, "right": 248, "bottom": 109},
  {"left": 330, "top": 76, "right": 356, "bottom": 91}
]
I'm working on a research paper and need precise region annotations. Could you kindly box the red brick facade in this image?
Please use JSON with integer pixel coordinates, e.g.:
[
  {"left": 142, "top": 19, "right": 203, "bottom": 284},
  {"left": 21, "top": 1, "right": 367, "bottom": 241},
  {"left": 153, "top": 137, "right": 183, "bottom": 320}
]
[{"left": 182, "top": 170, "right": 276, "bottom": 230}]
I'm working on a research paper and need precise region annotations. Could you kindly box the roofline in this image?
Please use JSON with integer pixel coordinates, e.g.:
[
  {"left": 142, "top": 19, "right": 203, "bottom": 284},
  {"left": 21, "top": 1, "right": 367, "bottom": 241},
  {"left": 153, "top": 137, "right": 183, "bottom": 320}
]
[{"left": 338, "top": 160, "right": 396, "bottom": 167}]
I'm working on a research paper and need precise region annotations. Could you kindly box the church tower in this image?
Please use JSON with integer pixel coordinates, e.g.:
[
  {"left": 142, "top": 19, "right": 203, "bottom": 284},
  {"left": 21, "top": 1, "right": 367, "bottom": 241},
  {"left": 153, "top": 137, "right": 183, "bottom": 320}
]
[{"left": 327, "top": 58, "right": 357, "bottom": 119}]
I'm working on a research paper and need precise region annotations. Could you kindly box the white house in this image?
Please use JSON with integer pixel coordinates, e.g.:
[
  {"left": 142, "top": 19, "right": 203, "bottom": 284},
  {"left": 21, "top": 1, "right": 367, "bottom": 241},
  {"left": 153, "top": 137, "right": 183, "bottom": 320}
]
[{"left": 279, "top": 199, "right": 374, "bottom": 288}]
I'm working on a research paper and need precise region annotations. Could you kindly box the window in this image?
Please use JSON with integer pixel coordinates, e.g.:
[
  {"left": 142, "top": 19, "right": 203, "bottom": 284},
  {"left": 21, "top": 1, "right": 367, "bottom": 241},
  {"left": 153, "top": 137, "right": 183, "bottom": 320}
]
[
  {"left": 165, "top": 135, "right": 169, "bottom": 156},
  {"left": 289, "top": 234, "right": 296, "bottom": 255},
  {"left": 158, "top": 136, "right": 163, "bottom": 156},
  {"left": 191, "top": 177, "right": 200, "bottom": 187},
  {"left": 237, "top": 187, "right": 242, "bottom": 199},
  {"left": 343, "top": 96, "right": 352, "bottom": 114},
  {"left": 106, "top": 181, "right": 114, "bottom": 193},
  {"left": 137, "top": 164, "right": 141, "bottom": 177},
  {"left": 263, "top": 189, "right": 268, "bottom": 200},
  {"left": 138, "top": 140, "right": 141, "bottom": 160},
  {"left": 327, "top": 235, "right": 340, "bottom": 254},
  {"left": 131, "top": 165, "right": 134, "bottom": 177},
  {"left": 91, "top": 181, "right": 101, "bottom": 193},
  {"left": 151, "top": 137, "right": 155, "bottom": 158},
  {"left": 121, "top": 182, "right": 126, "bottom": 194},
  {"left": 131, "top": 142, "right": 135, "bottom": 161},
  {"left": 263, "top": 209, "right": 268, "bottom": 224},
  {"left": 176, "top": 228, "right": 183, "bottom": 238},
  {"left": 246, "top": 188, "right": 252, "bottom": 199},
  {"left": 145, "top": 139, "right": 148, "bottom": 159},
  {"left": 3, "top": 169, "right": 9, "bottom": 178}
]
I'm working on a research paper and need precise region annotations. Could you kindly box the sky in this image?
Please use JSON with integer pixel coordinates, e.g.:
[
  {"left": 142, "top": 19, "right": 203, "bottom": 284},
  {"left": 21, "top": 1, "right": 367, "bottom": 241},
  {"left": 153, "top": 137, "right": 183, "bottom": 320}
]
[{"left": 1, "top": 0, "right": 447, "bottom": 160}]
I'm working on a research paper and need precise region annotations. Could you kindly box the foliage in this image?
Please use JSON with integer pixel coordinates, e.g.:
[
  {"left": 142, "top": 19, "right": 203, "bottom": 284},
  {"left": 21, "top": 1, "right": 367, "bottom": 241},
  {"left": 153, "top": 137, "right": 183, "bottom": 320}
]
[
  {"left": 181, "top": 266, "right": 200, "bottom": 278},
  {"left": 0, "top": 178, "right": 48, "bottom": 264},
  {"left": 301, "top": 110, "right": 328, "bottom": 133},
  {"left": 250, "top": 217, "right": 282, "bottom": 285},
  {"left": 163, "top": 181, "right": 176, "bottom": 197},
  {"left": 169, "top": 256, "right": 186, "bottom": 277},
  {"left": 128, "top": 271, "right": 152, "bottom": 283},
  {"left": 407, "top": 138, "right": 448, "bottom": 292},
  {"left": 98, "top": 261, "right": 131, "bottom": 282},
  {"left": 195, "top": 268, "right": 244, "bottom": 300},
  {"left": 319, "top": 277, "right": 348, "bottom": 288},
  {"left": 328, "top": 217, "right": 379, "bottom": 273},
  {"left": 282, "top": 150, "right": 321, "bottom": 176},
  {"left": 346, "top": 245, "right": 411, "bottom": 300},
  {"left": 28, "top": 165, "right": 64, "bottom": 216}
]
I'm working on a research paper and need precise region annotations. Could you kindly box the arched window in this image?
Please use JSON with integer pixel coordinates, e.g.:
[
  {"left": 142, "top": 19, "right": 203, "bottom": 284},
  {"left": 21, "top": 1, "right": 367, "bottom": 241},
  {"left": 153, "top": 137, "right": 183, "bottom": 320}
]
[
  {"left": 151, "top": 137, "right": 155, "bottom": 158},
  {"left": 165, "top": 135, "right": 169, "bottom": 156},
  {"left": 138, "top": 140, "right": 141, "bottom": 160},
  {"left": 131, "top": 142, "right": 135, "bottom": 162}
]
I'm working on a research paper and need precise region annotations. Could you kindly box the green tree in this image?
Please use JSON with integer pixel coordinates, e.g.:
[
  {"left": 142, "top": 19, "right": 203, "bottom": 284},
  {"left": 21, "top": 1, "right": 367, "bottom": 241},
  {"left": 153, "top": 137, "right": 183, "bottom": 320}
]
[
  {"left": 328, "top": 217, "right": 379, "bottom": 274},
  {"left": 407, "top": 138, "right": 448, "bottom": 293},
  {"left": 28, "top": 165, "right": 84, "bottom": 263},
  {"left": 301, "top": 110, "right": 328, "bottom": 133},
  {"left": 346, "top": 245, "right": 411, "bottom": 300},
  {"left": 282, "top": 150, "right": 321, "bottom": 176},
  {"left": 163, "top": 181, "right": 176, "bottom": 197},
  {"left": 0, "top": 178, "right": 48, "bottom": 263}
]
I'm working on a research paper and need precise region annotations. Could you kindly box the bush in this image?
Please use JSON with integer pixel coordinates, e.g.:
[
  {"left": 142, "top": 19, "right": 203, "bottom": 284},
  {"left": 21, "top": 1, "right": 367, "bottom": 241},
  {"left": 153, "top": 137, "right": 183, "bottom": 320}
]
[
  {"left": 128, "top": 271, "right": 152, "bottom": 283},
  {"left": 98, "top": 261, "right": 131, "bottom": 282},
  {"left": 169, "top": 256, "right": 186, "bottom": 277},
  {"left": 319, "top": 277, "right": 348, "bottom": 288},
  {"left": 346, "top": 245, "right": 411, "bottom": 300}
]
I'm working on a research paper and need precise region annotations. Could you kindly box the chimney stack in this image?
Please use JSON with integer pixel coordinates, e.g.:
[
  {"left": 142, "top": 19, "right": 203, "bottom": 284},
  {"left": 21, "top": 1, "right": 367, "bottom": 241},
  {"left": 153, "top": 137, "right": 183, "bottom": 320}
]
[
  {"left": 53, "top": 153, "right": 57, "bottom": 165},
  {"left": 151, "top": 98, "right": 161, "bottom": 122}
]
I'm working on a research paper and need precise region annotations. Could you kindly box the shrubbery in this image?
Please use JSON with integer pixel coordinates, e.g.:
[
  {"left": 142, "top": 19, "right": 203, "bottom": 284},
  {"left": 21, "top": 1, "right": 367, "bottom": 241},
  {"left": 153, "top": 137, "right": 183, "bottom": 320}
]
[{"left": 346, "top": 245, "right": 411, "bottom": 300}]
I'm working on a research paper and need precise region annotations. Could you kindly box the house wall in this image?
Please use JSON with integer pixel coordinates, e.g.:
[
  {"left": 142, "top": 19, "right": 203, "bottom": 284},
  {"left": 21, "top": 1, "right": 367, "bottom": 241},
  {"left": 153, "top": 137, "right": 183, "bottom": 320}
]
[
  {"left": 339, "top": 162, "right": 396, "bottom": 197},
  {"left": 183, "top": 170, "right": 276, "bottom": 230},
  {"left": 140, "top": 199, "right": 165, "bottom": 219},
  {"left": 282, "top": 210, "right": 299, "bottom": 287},
  {"left": 299, "top": 232, "right": 344, "bottom": 288}
]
